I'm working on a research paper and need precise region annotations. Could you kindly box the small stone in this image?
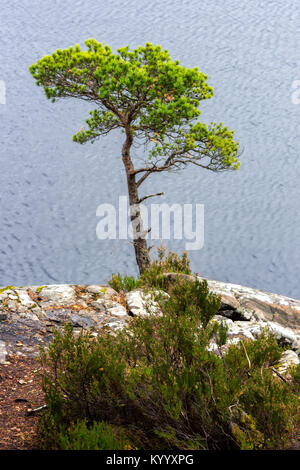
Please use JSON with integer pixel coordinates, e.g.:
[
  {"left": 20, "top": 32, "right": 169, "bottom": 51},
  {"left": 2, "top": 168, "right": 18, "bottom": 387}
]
[
  {"left": 0, "top": 341, "right": 8, "bottom": 363},
  {"left": 15, "top": 289, "right": 37, "bottom": 308},
  {"left": 126, "top": 289, "right": 162, "bottom": 317},
  {"left": 69, "top": 314, "right": 95, "bottom": 328},
  {"left": 8, "top": 294, "right": 18, "bottom": 300},
  {"left": 104, "top": 319, "right": 126, "bottom": 331},
  {"left": 90, "top": 300, "right": 106, "bottom": 311},
  {"left": 0, "top": 312, "right": 8, "bottom": 321},
  {"left": 86, "top": 285, "right": 117, "bottom": 298},
  {"left": 107, "top": 305, "right": 128, "bottom": 317}
]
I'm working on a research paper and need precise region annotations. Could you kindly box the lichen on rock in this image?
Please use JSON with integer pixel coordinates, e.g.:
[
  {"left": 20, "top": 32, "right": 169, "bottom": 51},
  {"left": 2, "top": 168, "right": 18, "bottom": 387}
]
[{"left": 0, "top": 279, "right": 300, "bottom": 363}]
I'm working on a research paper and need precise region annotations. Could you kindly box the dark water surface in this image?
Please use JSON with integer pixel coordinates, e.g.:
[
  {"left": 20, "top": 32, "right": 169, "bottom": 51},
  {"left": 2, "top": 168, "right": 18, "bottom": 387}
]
[{"left": 0, "top": 0, "right": 299, "bottom": 297}]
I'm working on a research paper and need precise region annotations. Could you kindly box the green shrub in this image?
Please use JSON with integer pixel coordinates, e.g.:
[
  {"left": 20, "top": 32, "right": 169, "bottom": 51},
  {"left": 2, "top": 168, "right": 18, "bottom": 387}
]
[
  {"left": 237, "top": 368, "right": 298, "bottom": 449},
  {"left": 139, "top": 246, "right": 192, "bottom": 290},
  {"left": 108, "top": 273, "right": 140, "bottom": 292},
  {"left": 38, "top": 255, "right": 299, "bottom": 450},
  {"left": 56, "top": 420, "right": 128, "bottom": 450},
  {"left": 291, "top": 363, "right": 300, "bottom": 395},
  {"left": 223, "top": 334, "right": 299, "bottom": 449},
  {"left": 224, "top": 330, "right": 284, "bottom": 375},
  {"left": 108, "top": 247, "right": 193, "bottom": 293},
  {"left": 39, "top": 324, "right": 128, "bottom": 429}
]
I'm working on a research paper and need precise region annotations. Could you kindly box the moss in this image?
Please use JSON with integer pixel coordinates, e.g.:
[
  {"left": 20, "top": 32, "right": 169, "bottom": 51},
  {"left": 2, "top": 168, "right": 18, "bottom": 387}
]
[
  {"left": 0, "top": 285, "right": 16, "bottom": 294},
  {"left": 29, "top": 304, "right": 38, "bottom": 309},
  {"left": 36, "top": 286, "right": 46, "bottom": 294}
]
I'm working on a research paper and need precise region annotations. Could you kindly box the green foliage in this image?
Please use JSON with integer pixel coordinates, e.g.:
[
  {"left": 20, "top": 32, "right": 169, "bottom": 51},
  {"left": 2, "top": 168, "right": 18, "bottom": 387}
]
[
  {"left": 0, "top": 285, "right": 16, "bottom": 293},
  {"left": 108, "top": 273, "right": 141, "bottom": 293},
  {"left": 108, "top": 247, "right": 192, "bottom": 292},
  {"left": 139, "top": 246, "right": 192, "bottom": 290},
  {"left": 161, "top": 276, "right": 221, "bottom": 327},
  {"left": 29, "top": 40, "right": 240, "bottom": 172},
  {"left": 215, "top": 321, "right": 228, "bottom": 347},
  {"left": 55, "top": 420, "right": 128, "bottom": 450},
  {"left": 39, "top": 324, "right": 128, "bottom": 429},
  {"left": 225, "top": 329, "right": 283, "bottom": 373},
  {"left": 237, "top": 369, "right": 298, "bottom": 449},
  {"left": 223, "top": 334, "right": 298, "bottom": 449},
  {"left": 38, "top": 266, "right": 299, "bottom": 450},
  {"left": 36, "top": 286, "right": 46, "bottom": 294},
  {"left": 291, "top": 363, "right": 300, "bottom": 395}
]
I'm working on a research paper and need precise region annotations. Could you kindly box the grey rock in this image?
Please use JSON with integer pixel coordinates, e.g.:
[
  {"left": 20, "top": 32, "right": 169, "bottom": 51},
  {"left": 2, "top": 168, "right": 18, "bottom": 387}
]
[
  {"left": 0, "top": 289, "right": 15, "bottom": 300},
  {"left": 7, "top": 300, "right": 18, "bottom": 312},
  {"left": 219, "top": 293, "right": 240, "bottom": 311},
  {"left": 104, "top": 318, "right": 127, "bottom": 331},
  {"left": 90, "top": 300, "right": 106, "bottom": 311},
  {"left": 226, "top": 324, "right": 255, "bottom": 341},
  {"left": 15, "top": 289, "right": 36, "bottom": 308},
  {"left": 0, "top": 340, "right": 7, "bottom": 363},
  {"left": 68, "top": 314, "right": 95, "bottom": 328},
  {"left": 126, "top": 289, "right": 163, "bottom": 317},
  {"left": 44, "top": 308, "right": 69, "bottom": 323},
  {"left": 266, "top": 321, "right": 300, "bottom": 349},
  {"left": 1, "top": 280, "right": 300, "bottom": 360},
  {"left": 195, "top": 276, "right": 300, "bottom": 333},
  {"left": 37, "top": 285, "right": 76, "bottom": 306},
  {"left": 106, "top": 305, "right": 128, "bottom": 317},
  {"left": 8, "top": 294, "right": 18, "bottom": 300},
  {"left": 276, "top": 350, "right": 300, "bottom": 375},
  {"left": 86, "top": 285, "right": 117, "bottom": 299}
]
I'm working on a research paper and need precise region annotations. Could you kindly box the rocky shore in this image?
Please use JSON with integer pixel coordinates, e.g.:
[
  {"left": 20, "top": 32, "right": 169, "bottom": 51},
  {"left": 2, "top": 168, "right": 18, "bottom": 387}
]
[{"left": 0, "top": 278, "right": 299, "bottom": 372}]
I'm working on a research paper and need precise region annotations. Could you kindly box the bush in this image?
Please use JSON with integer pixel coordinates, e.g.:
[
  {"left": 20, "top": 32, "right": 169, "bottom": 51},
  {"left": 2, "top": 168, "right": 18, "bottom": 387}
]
[
  {"left": 108, "top": 273, "right": 140, "bottom": 292},
  {"left": 108, "top": 247, "right": 192, "bottom": 293},
  {"left": 139, "top": 246, "right": 192, "bottom": 291},
  {"left": 223, "top": 334, "right": 298, "bottom": 449},
  {"left": 291, "top": 363, "right": 300, "bottom": 395},
  {"left": 39, "top": 256, "right": 300, "bottom": 450},
  {"left": 55, "top": 420, "right": 129, "bottom": 450}
]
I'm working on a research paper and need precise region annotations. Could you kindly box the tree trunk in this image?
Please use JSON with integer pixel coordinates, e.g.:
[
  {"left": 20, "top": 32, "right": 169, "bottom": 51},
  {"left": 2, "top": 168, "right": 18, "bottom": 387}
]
[{"left": 122, "top": 129, "right": 151, "bottom": 274}]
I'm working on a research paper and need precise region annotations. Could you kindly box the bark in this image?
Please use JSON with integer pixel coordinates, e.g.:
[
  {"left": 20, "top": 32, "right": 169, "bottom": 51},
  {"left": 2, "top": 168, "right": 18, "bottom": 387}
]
[{"left": 122, "top": 128, "right": 151, "bottom": 274}]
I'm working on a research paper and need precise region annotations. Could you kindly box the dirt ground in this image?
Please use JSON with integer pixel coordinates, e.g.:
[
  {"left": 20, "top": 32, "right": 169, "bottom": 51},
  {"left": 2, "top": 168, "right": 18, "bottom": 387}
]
[{"left": 0, "top": 355, "right": 44, "bottom": 450}]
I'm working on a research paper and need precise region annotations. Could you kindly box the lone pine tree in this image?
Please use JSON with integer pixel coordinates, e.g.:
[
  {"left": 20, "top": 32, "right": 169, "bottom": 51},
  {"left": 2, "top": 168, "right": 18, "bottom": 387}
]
[{"left": 30, "top": 40, "right": 240, "bottom": 273}]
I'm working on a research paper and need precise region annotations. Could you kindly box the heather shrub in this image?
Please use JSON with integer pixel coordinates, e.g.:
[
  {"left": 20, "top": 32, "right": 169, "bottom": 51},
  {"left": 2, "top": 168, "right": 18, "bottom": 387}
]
[
  {"left": 139, "top": 246, "right": 192, "bottom": 290},
  {"left": 56, "top": 420, "right": 128, "bottom": 450},
  {"left": 39, "top": 325, "right": 128, "bottom": 427},
  {"left": 108, "top": 246, "right": 193, "bottom": 293},
  {"left": 223, "top": 334, "right": 299, "bottom": 449},
  {"left": 108, "top": 273, "right": 140, "bottom": 292},
  {"left": 236, "top": 368, "right": 298, "bottom": 449},
  {"left": 39, "top": 257, "right": 299, "bottom": 450},
  {"left": 291, "top": 363, "right": 300, "bottom": 395}
]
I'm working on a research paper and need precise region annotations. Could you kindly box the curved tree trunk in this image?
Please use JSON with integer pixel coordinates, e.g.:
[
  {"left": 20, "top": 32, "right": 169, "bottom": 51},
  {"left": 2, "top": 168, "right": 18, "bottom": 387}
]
[{"left": 122, "top": 129, "right": 151, "bottom": 274}]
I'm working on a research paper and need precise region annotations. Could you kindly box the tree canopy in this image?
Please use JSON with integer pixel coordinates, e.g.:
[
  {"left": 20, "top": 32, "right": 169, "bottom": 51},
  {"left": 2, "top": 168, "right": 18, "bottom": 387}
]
[
  {"left": 30, "top": 40, "right": 240, "bottom": 272},
  {"left": 30, "top": 40, "right": 240, "bottom": 174}
]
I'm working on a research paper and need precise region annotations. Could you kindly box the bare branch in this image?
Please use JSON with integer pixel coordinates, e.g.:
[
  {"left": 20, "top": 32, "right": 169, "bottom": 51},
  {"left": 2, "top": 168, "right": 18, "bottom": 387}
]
[{"left": 138, "top": 192, "right": 164, "bottom": 203}]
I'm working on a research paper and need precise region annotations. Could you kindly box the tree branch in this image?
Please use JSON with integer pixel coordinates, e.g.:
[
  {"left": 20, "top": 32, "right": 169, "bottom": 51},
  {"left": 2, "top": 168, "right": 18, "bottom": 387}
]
[{"left": 138, "top": 192, "right": 164, "bottom": 203}]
